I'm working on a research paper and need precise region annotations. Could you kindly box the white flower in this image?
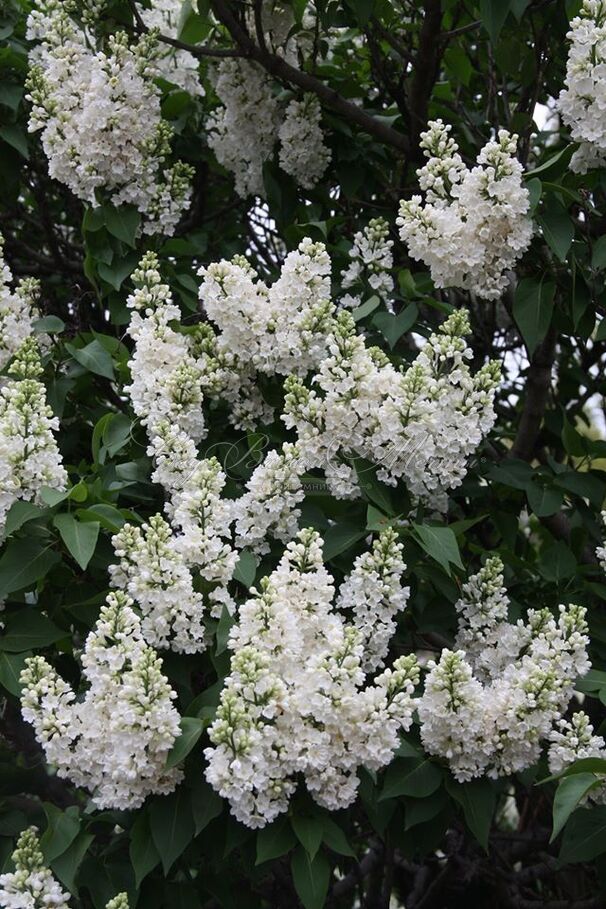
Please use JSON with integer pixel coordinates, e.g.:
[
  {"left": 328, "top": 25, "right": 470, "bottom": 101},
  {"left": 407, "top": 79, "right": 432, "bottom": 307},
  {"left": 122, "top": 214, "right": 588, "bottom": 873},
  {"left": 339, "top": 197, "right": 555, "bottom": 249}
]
[
  {"left": 232, "top": 443, "right": 307, "bottom": 555},
  {"left": 110, "top": 514, "right": 208, "bottom": 653},
  {"left": 0, "top": 827, "right": 70, "bottom": 909},
  {"left": 0, "top": 236, "right": 41, "bottom": 371},
  {"left": 278, "top": 94, "right": 331, "bottom": 190},
  {"left": 340, "top": 218, "right": 394, "bottom": 311},
  {"left": 0, "top": 339, "right": 67, "bottom": 534},
  {"left": 207, "top": 60, "right": 281, "bottom": 198},
  {"left": 26, "top": 2, "right": 193, "bottom": 236},
  {"left": 560, "top": 1, "right": 606, "bottom": 172},
  {"left": 20, "top": 591, "right": 182, "bottom": 810},
  {"left": 283, "top": 309, "right": 500, "bottom": 510},
  {"left": 138, "top": 0, "right": 204, "bottom": 96},
  {"left": 397, "top": 121, "right": 532, "bottom": 299},
  {"left": 205, "top": 528, "right": 419, "bottom": 827},
  {"left": 417, "top": 558, "right": 591, "bottom": 782}
]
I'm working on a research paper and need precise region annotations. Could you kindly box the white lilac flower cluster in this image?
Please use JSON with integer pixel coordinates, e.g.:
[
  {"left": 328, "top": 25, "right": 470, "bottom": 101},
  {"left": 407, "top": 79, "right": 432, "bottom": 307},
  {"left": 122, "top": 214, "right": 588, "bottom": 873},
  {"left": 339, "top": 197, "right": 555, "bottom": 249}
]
[
  {"left": 26, "top": 1, "right": 193, "bottom": 236},
  {"left": 208, "top": 61, "right": 330, "bottom": 197},
  {"left": 417, "top": 557, "right": 591, "bottom": 781},
  {"left": 20, "top": 591, "right": 181, "bottom": 810},
  {"left": 138, "top": 0, "right": 204, "bottom": 97},
  {"left": 545, "top": 519, "right": 606, "bottom": 801},
  {"left": 0, "top": 826, "right": 129, "bottom": 909},
  {"left": 205, "top": 527, "right": 418, "bottom": 828},
  {"left": 126, "top": 252, "right": 207, "bottom": 442},
  {"left": 198, "top": 238, "right": 334, "bottom": 380},
  {"left": 559, "top": 1, "right": 606, "bottom": 173},
  {"left": 0, "top": 338, "right": 67, "bottom": 535},
  {"left": 109, "top": 514, "right": 207, "bottom": 654},
  {"left": 0, "top": 236, "right": 41, "bottom": 372},
  {"left": 397, "top": 120, "right": 532, "bottom": 299},
  {"left": 207, "top": 60, "right": 282, "bottom": 198},
  {"left": 340, "top": 217, "right": 395, "bottom": 311},
  {"left": 278, "top": 93, "right": 332, "bottom": 190},
  {"left": 282, "top": 309, "right": 500, "bottom": 508},
  {"left": 0, "top": 826, "right": 70, "bottom": 909}
]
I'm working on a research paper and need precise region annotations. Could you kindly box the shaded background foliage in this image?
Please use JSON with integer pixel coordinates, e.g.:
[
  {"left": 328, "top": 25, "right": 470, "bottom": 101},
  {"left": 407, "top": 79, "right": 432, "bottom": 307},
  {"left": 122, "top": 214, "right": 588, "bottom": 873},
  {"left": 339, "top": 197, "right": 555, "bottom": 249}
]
[{"left": 2, "top": 0, "right": 606, "bottom": 907}]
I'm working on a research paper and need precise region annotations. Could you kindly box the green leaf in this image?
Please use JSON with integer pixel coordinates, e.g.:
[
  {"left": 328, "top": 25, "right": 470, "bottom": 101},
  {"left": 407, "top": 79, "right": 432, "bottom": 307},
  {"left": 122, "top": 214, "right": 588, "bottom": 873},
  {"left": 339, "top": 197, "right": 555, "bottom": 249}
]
[
  {"left": 552, "top": 774, "right": 600, "bottom": 842},
  {"left": 67, "top": 340, "right": 115, "bottom": 380},
  {"left": 190, "top": 778, "right": 223, "bottom": 835},
  {"left": 411, "top": 524, "right": 464, "bottom": 575},
  {"left": 446, "top": 778, "right": 496, "bottom": 851},
  {"left": 0, "top": 124, "right": 28, "bottom": 158},
  {"left": 130, "top": 811, "right": 161, "bottom": 888},
  {"left": 352, "top": 296, "right": 380, "bottom": 322},
  {"left": 0, "top": 651, "right": 30, "bottom": 695},
  {"left": 321, "top": 818, "right": 355, "bottom": 857},
  {"left": 102, "top": 204, "right": 140, "bottom": 248},
  {"left": 51, "top": 831, "right": 93, "bottom": 894},
  {"left": 233, "top": 550, "right": 258, "bottom": 588},
  {"left": 0, "top": 540, "right": 60, "bottom": 597},
  {"left": 291, "top": 815, "right": 324, "bottom": 861},
  {"left": 372, "top": 304, "right": 418, "bottom": 349},
  {"left": 81, "top": 504, "right": 126, "bottom": 533},
  {"left": 165, "top": 717, "right": 204, "bottom": 769},
  {"left": 380, "top": 759, "right": 443, "bottom": 801},
  {"left": 526, "top": 482, "right": 564, "bottom": 517},
  {"left": 149, "top": 788, "right": 195, "bottom": 874},
  {"left": 41, "top": 805, "right": 80, "bottom": 863},
  {"left": 0, "top": 610, "right": 64, "bottom": 652},
  {"left": 53, "top": 514, "right": 100, "bottom": 571},
  {"left": 102, "top": 413, "right": 132, "bottom": 457},
  {"left": 538, "top": 540, "right": 576, "bottom": 583},
  {"left": 216, "top": 604, "right": 235, "bottom": 656},
  {"left": 539, "top": 199, "right": 574, "bottom": 262},
  {"left": 560, "top": 805, "right": 606, "bottom": 863},
  {"left": 513, "top": 277, "right": 555, "bottom": 355},
  {"left": 559, "top": 757, "right": 606, "bottom": 777},
  {"left": 33, "top": 315, "right": 65, "bottom": 333},
  {"left": 256, "top": 815, "right": 297, "bottom": 865},
  {"left": 480, "top": 0, "right": 512, "bottom": 42},
  {"left": 290, "top": 846, "right": 330, "bottom": 909},
  {"left": 39, "top": 486, "right": 70, "bottom": 507},
  {"left": 322, "top": 523, "right": 367, "bottom": 560},
  {"left": 3, "top": 501, "right": 45, "bottom": 537},
  {"left": 97, "top": 257, "right": 138, "bottom": 291},
  {"left": 592, "top": 235, "right": 606, "bottom": 270}
]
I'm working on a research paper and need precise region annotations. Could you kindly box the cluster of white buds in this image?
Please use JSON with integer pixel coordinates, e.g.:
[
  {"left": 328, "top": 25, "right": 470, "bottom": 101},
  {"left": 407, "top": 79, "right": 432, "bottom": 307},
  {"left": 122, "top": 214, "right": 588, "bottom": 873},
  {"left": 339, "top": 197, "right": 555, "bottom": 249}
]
[
  {"left": 109, "top": 514, "right": 207, "bottom": 653},
  {"left": 559, "top": 1, "right": 606, "bottom": 172},
  {"left": 340, "top": 217, "right": 395, "bottom": 311},
  {"left": 20, "top": 591, "right": 182, "bottom": 809},
  {"left": 398, "top": 121, "right": 532, "bottom": 299},
  {"left": 0, "top": 826, "right": 70, "bottom": 909},
  {"left": 26, "top": 1, "right": 193, "bottom": 236},
  {"left": 0, "top": 825, "right": 129, "bottom": 909},
  {"left": 126, "top": 252, "right": 206, "bottom": 442},
  {"left": 0, "top": 338, "right": 67, "bottom": 534},
  {"left": 0, "top": 235, "right": 42, "bottom": 371},
  {"left": 282, "top": 309, "right": 500, "bottom": 509},
  {"left": 205, "top": 528, "right": 419, "bottom": 827},
  {"left": 417, "top": 557, "right": 591, "bottom": 781}
]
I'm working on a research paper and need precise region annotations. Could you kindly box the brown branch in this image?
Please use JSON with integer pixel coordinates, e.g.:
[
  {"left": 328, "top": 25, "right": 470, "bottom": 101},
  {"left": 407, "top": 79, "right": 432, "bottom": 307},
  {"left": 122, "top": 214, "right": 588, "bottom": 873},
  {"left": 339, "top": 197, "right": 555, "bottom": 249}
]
[
  {"left": 406, "top": 0, "right": 443, "bottom": 153},
  {"left": 210, "top": 0, "right": 410, "bottom": 154},
  {"left": 510, "top": 326, "right": 557, "bottom": 462}
]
